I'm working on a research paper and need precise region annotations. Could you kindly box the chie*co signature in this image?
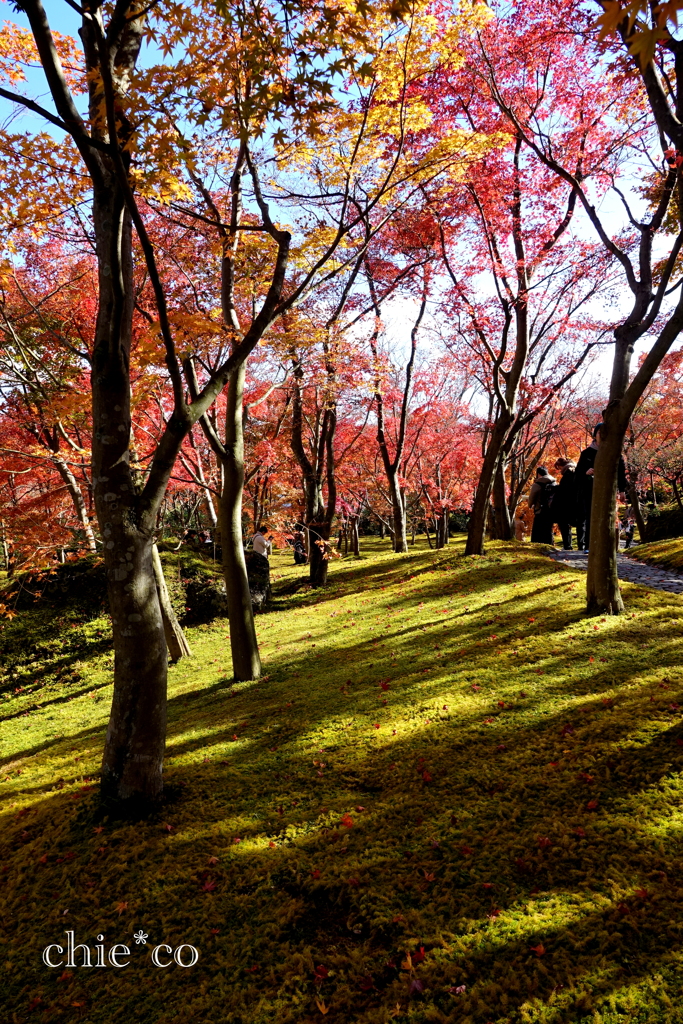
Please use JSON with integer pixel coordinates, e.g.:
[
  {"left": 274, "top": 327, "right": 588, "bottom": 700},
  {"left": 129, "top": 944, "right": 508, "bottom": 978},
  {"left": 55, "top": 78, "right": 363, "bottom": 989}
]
[{"left": 42, "top": 930, "right": 199, "bottom": 968}]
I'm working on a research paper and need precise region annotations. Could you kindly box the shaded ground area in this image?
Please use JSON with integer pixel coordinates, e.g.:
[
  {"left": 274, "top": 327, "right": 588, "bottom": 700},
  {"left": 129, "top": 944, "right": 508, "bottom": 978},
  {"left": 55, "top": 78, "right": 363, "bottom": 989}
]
[{"left": 2, "top": 539, "right": 683, "bottom": 1024}]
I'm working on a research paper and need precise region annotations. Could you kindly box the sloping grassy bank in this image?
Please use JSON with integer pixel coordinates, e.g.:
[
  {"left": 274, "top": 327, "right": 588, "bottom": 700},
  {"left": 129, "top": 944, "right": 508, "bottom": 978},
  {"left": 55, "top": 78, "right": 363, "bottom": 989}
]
[
  {"left": 628, "top": 538, "right": 683, "bottom": 573},
  {"left": 2, "top": 539, "right": 683, "bottom": 1024}
]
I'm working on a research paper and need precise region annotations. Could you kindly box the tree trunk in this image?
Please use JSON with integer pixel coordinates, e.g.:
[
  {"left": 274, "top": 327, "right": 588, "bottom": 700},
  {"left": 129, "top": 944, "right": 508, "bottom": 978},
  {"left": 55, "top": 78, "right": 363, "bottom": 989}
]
[
  {"left": 442, "top": 509, "right": 450, "bottom": 545},
  {"left": 188, "top": 428, "right": 218, "bottom": 529},
  {"left": 54, "top": 453, "right": 98, "bottom": 552},
  {"left": 672, "top": 478, "right": 683, "bottom": 513},
  {"left": 489, "top": 459, "right": 513, "bottom": 540},
  {"left": 465, "top": 416, "right": 510, "bottom": 555},
  {"left": 94, "top": 192, "right": 169, "bottom": 804},
  {"left": 100, "top": 531, "right": 168, "bottom": 802},
  {"left": 152, "top": 544, "right": 191, "bottom": 663},
  {"left": 628, "top": 479, "right": 647, "bottom": 541},
  {"left": 220, "top": 361, "right": 262, "bottom": 681},
  {"left": 586, "top": 422, "right": 624, "bottom": 615},
  {"left": 389, "top": 473, "right": 408, "bottom": 552}
]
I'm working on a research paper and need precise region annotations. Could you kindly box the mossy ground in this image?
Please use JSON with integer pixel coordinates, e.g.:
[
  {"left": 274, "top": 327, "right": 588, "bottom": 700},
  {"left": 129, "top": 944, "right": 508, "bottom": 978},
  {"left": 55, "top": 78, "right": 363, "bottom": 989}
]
[
  {"left": 629, "top": 538, "right": 683, "bottom": 573},
  {"left": 2, "top": 539, "right": 683, "bottom": 1024}
]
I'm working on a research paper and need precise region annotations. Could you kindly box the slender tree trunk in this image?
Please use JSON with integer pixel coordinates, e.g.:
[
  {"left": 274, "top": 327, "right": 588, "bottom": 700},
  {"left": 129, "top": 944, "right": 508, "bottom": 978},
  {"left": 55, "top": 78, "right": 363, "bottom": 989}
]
[
  {"left": 628, "top": 479, "right": 647, "bottom": 541},
  {"left": 465, "top": 416, "right": 510, "bottom": 555},
  {"left": 672, "top": 478, "right": 683, "bottom": 513},
  {"left": 188, "top": 429, "right": 218, "bottom": 529},
  {"left": 220, "top": 361, "right": 261, "bottom": 681},
  {"left": 53, "top": 453, "right": 98, "bottom": 552},
  {"left": 385, "top": 472, "right": 407, "bottom": 552},
  {"left": 152, "top": 544, "right": 191, "bottom": 662}
]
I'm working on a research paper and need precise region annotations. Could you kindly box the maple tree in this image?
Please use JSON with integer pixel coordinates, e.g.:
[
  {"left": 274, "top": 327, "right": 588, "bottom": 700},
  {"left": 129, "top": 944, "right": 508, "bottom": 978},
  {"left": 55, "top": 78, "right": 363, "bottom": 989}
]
[
  {"left": 0, "top": 0, "right": 492, "bottom": 801},
  {"left": 482, "top": 0, "right": 683, "bottom": 612},
  {"left": 417, "top": 2, "right": 620, "bottom": 557}
]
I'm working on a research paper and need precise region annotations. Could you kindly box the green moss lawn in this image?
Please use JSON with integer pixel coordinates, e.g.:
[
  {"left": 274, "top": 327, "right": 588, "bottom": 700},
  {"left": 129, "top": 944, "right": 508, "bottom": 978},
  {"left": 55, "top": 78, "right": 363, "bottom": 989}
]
[
  {"left": 2, "top": 539, "right": 683, "bottom": 1023},
  {"left": 628, "top": 538, "right": 683, "bottom": 573}
]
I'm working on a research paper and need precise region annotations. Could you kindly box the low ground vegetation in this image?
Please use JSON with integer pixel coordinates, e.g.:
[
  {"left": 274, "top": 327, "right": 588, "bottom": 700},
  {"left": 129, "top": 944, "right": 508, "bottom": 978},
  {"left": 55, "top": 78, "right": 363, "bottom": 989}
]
[
  {"left": 629, "top": 538, "right": 683, "bottom": 573},
  {"left": 2, "top": 540, "right": 683, "bottom": 1023}
]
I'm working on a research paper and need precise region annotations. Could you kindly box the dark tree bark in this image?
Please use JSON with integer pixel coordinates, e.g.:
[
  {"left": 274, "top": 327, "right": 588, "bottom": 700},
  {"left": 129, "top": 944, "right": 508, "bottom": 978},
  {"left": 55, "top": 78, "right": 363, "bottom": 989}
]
[{"left": 289, "top": 347, "right": 337, "bottom": 587}]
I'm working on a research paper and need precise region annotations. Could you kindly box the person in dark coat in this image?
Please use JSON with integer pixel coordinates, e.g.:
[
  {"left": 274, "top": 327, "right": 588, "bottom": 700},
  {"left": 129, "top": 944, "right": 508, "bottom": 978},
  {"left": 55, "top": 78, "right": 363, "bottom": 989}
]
[
  {"left": 528, "top": 466, "right": 557, "bottom": 544},
  {"left": 292, "top": 530, "right": 307, "bottom": 564},
  {"left": 553, "top": 458, "right": 582, "bottom": 550},
  {"left": 575, "top": 423, "right": 627, "bottom": 551}
]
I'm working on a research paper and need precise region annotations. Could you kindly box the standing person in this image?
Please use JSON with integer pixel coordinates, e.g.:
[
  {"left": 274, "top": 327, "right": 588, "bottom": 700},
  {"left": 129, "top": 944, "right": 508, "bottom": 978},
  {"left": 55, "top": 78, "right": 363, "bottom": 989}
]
[
  {"left": 292, "top": 529, "right": 307, "bottom": 565},
  {"left": 553, "top": 458, "right": 582, "bottom": 550},
  {"left": 528, "top": 467, "right": 557, "bottom": 544},
  {"left": 251, "top": 525, "right": 272, "bottom": 559},
  {"left": 575, "top": 424, "right": 627, "bottom": 552},
  {"left": 513, "top": 509, "right": 526, "bottom": 541}
]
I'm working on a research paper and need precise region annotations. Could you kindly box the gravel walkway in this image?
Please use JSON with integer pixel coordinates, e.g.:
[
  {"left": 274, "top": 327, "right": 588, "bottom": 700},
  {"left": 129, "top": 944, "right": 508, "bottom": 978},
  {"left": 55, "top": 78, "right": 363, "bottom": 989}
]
[{"left": 547, "top": 548, "right": 683, "bottom": 594}]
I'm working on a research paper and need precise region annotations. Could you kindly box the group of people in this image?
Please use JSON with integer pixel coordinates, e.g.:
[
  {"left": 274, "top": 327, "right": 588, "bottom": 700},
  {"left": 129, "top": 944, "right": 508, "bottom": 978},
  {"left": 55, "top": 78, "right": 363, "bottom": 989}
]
[{"left": 527, "top": 422, "right": 628, "bottom": 551}]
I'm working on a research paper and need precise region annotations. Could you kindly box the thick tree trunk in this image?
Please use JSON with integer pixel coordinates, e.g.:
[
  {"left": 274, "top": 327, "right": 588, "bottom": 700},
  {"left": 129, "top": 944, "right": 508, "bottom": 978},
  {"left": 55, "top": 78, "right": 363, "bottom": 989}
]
[
  {"left": 220, "top": 362, "right": 261, "bottom": 681},
  {"left": 586, "top": 421, "right": 624, "bottom": 615},
  {"left": 100, "top": 531, "right": 168, "bottom": 802},
  {"left": 94, "top": 191, "right": 169, "bottom": 804},
  {"left": 490, "top": 460, "right": 513, "bottom": 540},
  {"left": 152, "top": 544, "right": 191, "bottom": 663}
]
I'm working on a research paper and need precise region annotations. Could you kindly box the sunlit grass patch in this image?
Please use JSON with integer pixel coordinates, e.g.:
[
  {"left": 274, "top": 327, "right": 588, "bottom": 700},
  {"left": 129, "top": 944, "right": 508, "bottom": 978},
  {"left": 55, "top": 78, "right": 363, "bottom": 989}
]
[
  {"left": 629, "top": 537, "right": 683, "bottom": 573},
  {"left": 2, "top": 538, "right": 683, "bottom": 1022}
]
